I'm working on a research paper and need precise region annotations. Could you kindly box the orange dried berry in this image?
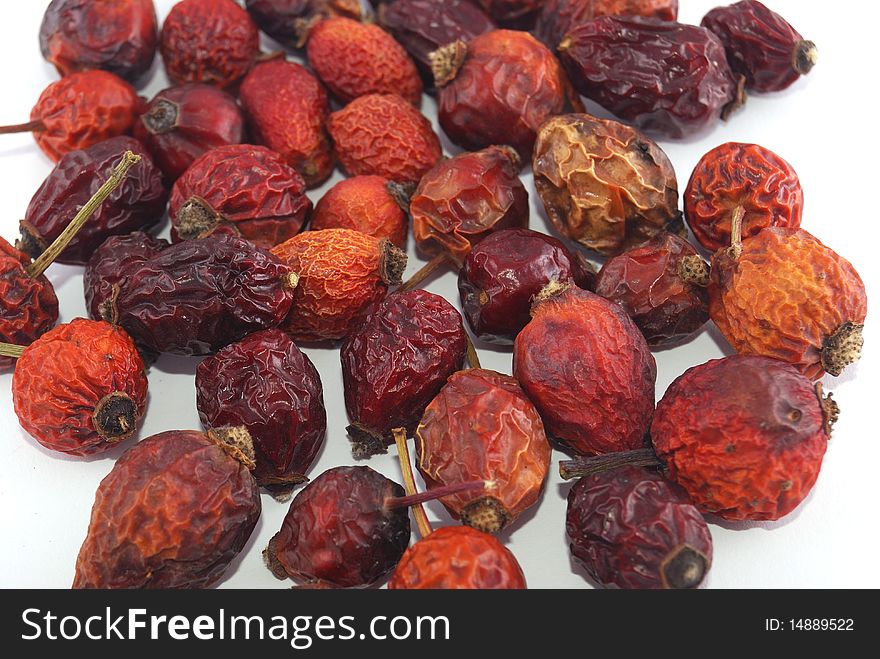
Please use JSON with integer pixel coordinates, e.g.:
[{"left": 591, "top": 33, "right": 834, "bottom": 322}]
[
  {"left": 271, "top": 228, "right": 407, "bottom": 342},
  {"left": 307, "top": 17, "right": 423, "bottom": 106},
  {"left": 328, "top": 94, "right": 442, "bottom": 184}
]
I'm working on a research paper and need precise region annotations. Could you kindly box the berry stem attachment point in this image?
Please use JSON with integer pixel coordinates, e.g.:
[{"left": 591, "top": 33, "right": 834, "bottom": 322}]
[
  {"left": 0, "top": 119, "right": 45, "bottom": 135},
  {"left": 0, "top": 343, "right": 26, "bottom": 359},
  {"left": 726, "top": 206, "right": 746, "bottom": 261},
  {"left": 392, "top": 427, "right": 433, "bottom": 538},
  {"left": 560, "top": 448, "right": 662, "bottom": 481}
]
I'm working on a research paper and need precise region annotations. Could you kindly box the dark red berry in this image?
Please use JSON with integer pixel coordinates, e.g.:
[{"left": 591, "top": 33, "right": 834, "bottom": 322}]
[{"left": 244, "top": 0, "right": 363, "bottom": 49}]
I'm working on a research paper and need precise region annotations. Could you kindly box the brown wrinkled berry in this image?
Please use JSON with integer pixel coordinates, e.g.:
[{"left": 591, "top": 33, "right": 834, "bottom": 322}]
[
  {"left": 312, "top": 176, "right": 409, "bottom": 248},
  {"left": 536, "top": 0, "right": 679, "bottom": 49},
  {"left": 475, "top": 1, "right": 541, "bottom": 27},
  {"left": 245, "top": 0, "right": 362, "bottom": 49}
]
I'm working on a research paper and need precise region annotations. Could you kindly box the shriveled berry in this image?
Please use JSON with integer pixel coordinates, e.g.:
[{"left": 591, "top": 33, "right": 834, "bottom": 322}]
[
  {"left": 475, "top": 1, "right": 541, "bottom": 27},
  {"left": 533, "top": 114, "right": 680, "bottom": 256},
  {"left": 169, "top": 144, "right": 312, "bottom": 248},
  {"left": 416, "top": 369, "right": 551, "bottom": 533},
  {"left": 328, "top": 94, "right": 442, "bottom": 184},
  {"left": 245, "top": 0, "right": 363, "bottom": 49},
  {"left": 311, "top": 176, "right": 409, "bottom": 248},
  {"left": 11, "top": 319, "right": 147, "bottom": 456},
  {"left": 459, "top": 228, "right": 595, "bottom": 345},
  {"left": 134, "top": 84, "right": 246, "bottom": 182},
  {"left": 74, "top": 428, "right": 261, "bottom": 588},
  {"left": 307, "top": 17, "right": 422, "bottom": 106},
  {"left": 566, "top": 466, "right": 712, "bottom": 589},
  {"left": 536, "top": 0, "right": 679, "bottom": 49},
  {"left": 342, "top": 290, "right": 467, "bottom": 457},
  {"left": 514, "top": 284, "right": 656, "bottom": 456},
  {"left": 40, "top": 0, "right": 158, "bottom": 82},
  {"left": 389, "top": 526, "right": 526, "bottom": 589},
  {"left": 272, "top": 228, "right": 407, "bottom": 342},
  {"left": 239, "top": 58, "right": 334, "bottom": 188},
  {"left": 160, "top": 0, "right": 259, "bottom": 89},
  {"left": 684, "top": 142, "right": 803, "bottom": 252}
]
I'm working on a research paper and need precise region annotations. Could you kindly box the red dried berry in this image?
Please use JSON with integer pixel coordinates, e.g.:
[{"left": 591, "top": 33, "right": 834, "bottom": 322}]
[
  {"left": 11, "top": 319, "right": 147, "bottom": 456},
  {"left": 74, "top": 428, "right": 261, "bottom": 588},
  {"left": 702, "top": 0, "right": 817, "bottom": 93},
  {"left": 475, "top": 1, "right": 541, "bottom": 27},
  {"left": 160, "top": 0, "right": 259, "bottom": 90},
  {"left": 169, "top": 144, "right": 312, "bottom": 248},
  {"left": 389, "top": 526, "right": 527, "bottom": 589},
  {"left": 134, "top": 84, "right": 246, "bottom": 182},
  {"left": 239, "top": 58, "right": 334, "bottom": 188},
  {"left": 536, "top": 0, "right": 679, "bottom": 49},
  {"left": 197, "top": 329, "right": 325, "bottom": 494},
  {"left": 311, "top": 176, "right": 409, "bottom": 248},
  {"left": 459, "top": 228, "right": 595, "bottom": 345},
  {"left": 684, "top": 142, "right": 803, "bottom": 252},
  {"left": 245, "top": 0, "right": 363, "bottom": 49},
  {"left": 328, "top": 94, "right": 442, "bottom": 184},
  {"left": 342, "top": 290, "right": 467, "bottom": 457},
  {"left": 514, "top": 284, "right": 656, "bottom": 456},
  {"left": 307, "top": 17, "right": 422, "bottom": 106},
  {"left": 566, "top": 466, "right": 712, "bottom": 589}
]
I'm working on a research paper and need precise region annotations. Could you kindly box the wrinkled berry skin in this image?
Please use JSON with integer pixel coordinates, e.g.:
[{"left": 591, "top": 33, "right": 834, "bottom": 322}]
[
  {"left": 40, "top": 0, "right": 158, "bottom": 82},
  {"left": 594, "top": 233, "right": 709, "bottom": 347},
  {"left": 328, "top": 94, "right": 442, "bottom": 184},
  {"left": 0, "top": 238, "right": 58, "bottom": 371},
  {"left": 307, "top": 17, "right": 422, "bottom": 106},
  {"left": 240, "top": 59, "right": 334, "bottom": 188},
  {"left": 341, "top": 290, "right": 467, "bottom": 457},
  {"left": 411, "top": 146, "right": 528, "bottom": 265},
  {"left": 169, "top": 144, "right": 312, "bottom": 249},
  {"left": 20, "top": 137, "right": 166, "bottom": 266},
  {"left": 436, "top": 30, "right": 569, "bottom": 161},
  {"left": 514, "top": 286, "right": 656, "bottom": 456},
  {"left": 559, "top": 17, "right": 740, "bottom": 139},
  {"left": 311, "top": 176, "right": 409, "bottom": 248},
  {"left": 30, "top": 71, "right": 142, "bottom": 162},
  {"left": 685, "top": 143, "right": 803, "bottom": 253},
  {"left": 416, "top": 369, "right": 551, "bottom": 533},
  {"left": 134, "top": 84, "right": 246, "bottom": 183},
  {"left": 537, "top": 0, "right": 679, "bottom": 49},
  {"left": 74, "top": 429, "right": 261, "bottom": 588},
  {"left": 459, "top": 228, "right": 595, "bottom": 345},
  {"left": 566, "top": 466, "right": 712, "bottom": 589},
  {"left": 702, "top": 0, "right": 816, "bottom": 93},
  {"left": 272, "top": 229, "right": 406, "bottom": 342},
  {"left": 265, "top": 466, "right": 409, "bottom": 588},
  {"left": 389, "top": 526, "right": 526, "bottom": 589},
  {"left": 476, "top": 1, "right": 541, "bottom": 27},
  {"left": 245, "top": 0, "right": 362, "bottom": 49},
  {"left": 160, "top": 0, "right": 259, "bottom": 89},
  {"left": 197, "top": 330, "right": 326, "bottom": 490},
  {"left": 533, "top": 114, "right": 680, "bottom": 256},
  {"left": 101, "top": 233, "right": 297, "bottom": 356},
  {"left": 651, "top": 356, "right": 834, "bottom": 521},
  {"left": 12, "top": 319, "right": 147, "bottom": 456},
  {"left": 709, "top": 228, "right": 867, "bottom": 380}
]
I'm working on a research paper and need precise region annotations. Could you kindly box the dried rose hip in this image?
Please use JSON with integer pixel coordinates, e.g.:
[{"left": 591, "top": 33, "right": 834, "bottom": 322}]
[
  {"left": 566, "top": 466, "right": 712, "bottom": 589},
  {"left": 101, "top": 232, "right": 298, "bottom": 356},
  {"left": 169, "top": 144, "right": 312, "bottom": 248},
  {"left": 73, "top": 428, "right": 261, "bottom": 588},
  {"left": 559, "top": 17, "right": 743, "bottom": 139},
  {"left": 40, "top": 0, "right": 157, "bottom": 82},
  {"left": 342, "top": 290, "right": 467, "bottom": 457},
  {"left": 416, "top": 369, "right": 551, "bottom": 533},
  {"left": 8, "top": 318, "right": 147, "bottom": 456},
  {"left": 537, "top": 1, "right": 679, "bottom": 50},
  {"left": 134, "top": 84, "right": 246, "bottom": 182},
  {"left": 311, "top": 176, "right": 409, "bottom": 248},
  {"left": 272, "top": 228, "right": 406, "bottom": 342},
  {"left": 307, "top": 17, "right": 422, "bottom": 106},
  {"left": 514, "top": 284, "right": 656, "bottom": 455},
  {"left": 475, "top": 1, "right": 541, "bottom": 27},
  {"left": 389, "top": 526, "right": 527, "bottom": 589},
  {"left": 458, "top": 228, "right": 595, "bottom": 345},
  {"left": 20, "top": 137, "right": 166, "bottom": 266},
  {"left": 434, "top": 30, "right": 570, "bottom": 161},
  {"left": 702, "top": 0, "right": 817, "bottom": 93},
  {"left": 709, "top": 220, "right": 867, "bottom": 380},
  {"left": 0, "top": 70, "right": 142, "bottom": 162},
  {"left": 684, "top": 143, "right": 803, "bottom": 252},
  {"left": 533, "top": 114, "right": 680, "bottom": 256},
  {"left": 594, "top": 232, "right": 709, "bottom": 347},
  {"left": 239, "top": 58, "right": 334, "bottom": 188},
  {"left": 245, "top": 0, "right": 362, "bottom": 49},
  {"left": 160, "top": 0, "right": 259, "bottom": 89},
  {"left": 197, "top": 329, "right": 326, "bottom": 494},
  {"left": 328, "top": 94, "right": 442, "bottom": 184}
]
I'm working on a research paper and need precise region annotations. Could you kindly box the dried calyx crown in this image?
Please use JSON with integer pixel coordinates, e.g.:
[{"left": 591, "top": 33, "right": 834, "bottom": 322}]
[
  {"left": 430, "top": 40, "right": 467, "bottom": 88},
  {"left": 207, "top": 426, "right": 257, "bottom": 470}
]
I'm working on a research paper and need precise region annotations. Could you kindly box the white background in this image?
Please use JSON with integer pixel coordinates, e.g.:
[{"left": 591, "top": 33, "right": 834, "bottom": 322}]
[{"left": 0, "top": 0, "right": 877, "bottom": 589}]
